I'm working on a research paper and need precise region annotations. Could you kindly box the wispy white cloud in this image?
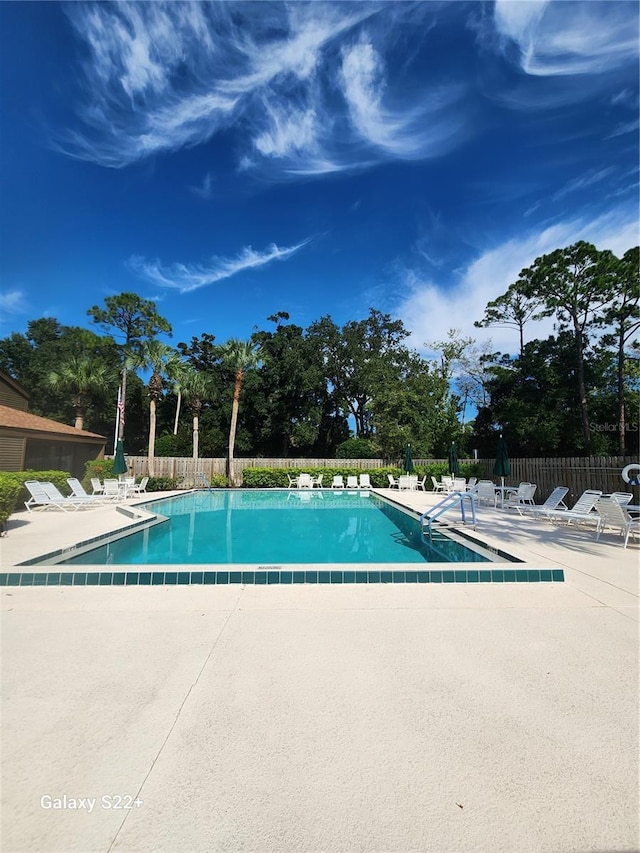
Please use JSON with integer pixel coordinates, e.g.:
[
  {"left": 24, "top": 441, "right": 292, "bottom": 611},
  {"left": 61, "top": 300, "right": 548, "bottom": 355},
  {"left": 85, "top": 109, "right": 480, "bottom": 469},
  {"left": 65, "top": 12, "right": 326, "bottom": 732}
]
[
  {"left": 130, "top": 237, "right": 312, "bottom": 294},
  {"left": 494, "top": 0, "right": 639, "bottom": 77},
  {"left": 56, "top": 1, "right": 468, "bottom": 175},
  {"left": 394, "top": 206, "right": 640, "bottom": 356},
  {"left": 0, "top": 289, "right": 28, "bottom": 321}
]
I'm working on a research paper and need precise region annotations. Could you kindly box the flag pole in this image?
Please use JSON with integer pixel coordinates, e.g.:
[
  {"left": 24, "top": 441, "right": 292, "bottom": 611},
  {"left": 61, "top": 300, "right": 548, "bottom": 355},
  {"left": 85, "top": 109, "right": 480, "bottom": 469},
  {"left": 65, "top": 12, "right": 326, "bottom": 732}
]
[{"left": 114, "top": 386, "right": 121, "bottom": 453}]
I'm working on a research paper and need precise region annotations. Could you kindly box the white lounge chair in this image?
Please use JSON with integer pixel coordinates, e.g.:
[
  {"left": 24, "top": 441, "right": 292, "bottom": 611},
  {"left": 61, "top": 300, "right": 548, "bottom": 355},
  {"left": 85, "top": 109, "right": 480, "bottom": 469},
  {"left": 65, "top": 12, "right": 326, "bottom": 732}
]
[
  {"left": 331, "top": 475, "right": 345, "bottom": 489},
  {"left": 595, "top": 497, "right": 640, "bottom": 548},
  {"left": 359, "top": 473, "right": 372, "bottom": 489},
  {"left": 346, "top": 475, "right": 359, "bottom": 489},
  {"left": 24, "top": 481, "right": 83, "bottom": 512},
  {"left": 67, "top": 478, "right": 109, "bottom": 503},
  {"left": 90, "top": 477, "right": 104, "bottom": 495},
  {"left": 540, "top": 489, "right": 602, "bottom": 525},
  {"left": 466, "top": 477, "right": 477, "bottom": 491},
  {"left": 43, "top": 482, "right": 97, "bottom": 508},
  {"left": 525, "top": 487, "right": 569, "bottom": 516},
  {"left": 609, "top": 492, "right": 633, "bottom": 505}
]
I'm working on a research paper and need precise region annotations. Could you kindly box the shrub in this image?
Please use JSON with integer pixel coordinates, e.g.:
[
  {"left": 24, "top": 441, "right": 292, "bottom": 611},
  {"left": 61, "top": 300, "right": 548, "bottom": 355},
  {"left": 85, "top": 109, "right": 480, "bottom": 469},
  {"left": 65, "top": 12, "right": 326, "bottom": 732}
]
[
  {"left": 84, "top": 458, "right": 115, "bottom": 486},
  {"left": 0, "top": 472, "right": 23, "bottom": 533},
  {"left": 146, "top": 476, "right": 179, "bottom": 492},
  {"left": 240, "top": 466, "right": 404, "bottom": 489},
  {"left": 208, "top": 473, "right": 228, "bottom": 488}
]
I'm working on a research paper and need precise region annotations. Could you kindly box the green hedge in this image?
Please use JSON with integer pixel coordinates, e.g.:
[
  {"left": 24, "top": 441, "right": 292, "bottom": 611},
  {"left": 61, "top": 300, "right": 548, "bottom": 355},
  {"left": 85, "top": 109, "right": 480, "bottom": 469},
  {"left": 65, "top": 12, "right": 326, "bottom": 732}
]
[
  {"left": 241, "top": 466, "right": 404, "bottom": 488},
  {"left": 241, "top": 463, "right": 484, "bottom": 489},
  {"left": 84, "top": 458, "right": 115, "bottom": 488},
  {"left": 0, "top": 472, "right": 23, "bottom": 532}
]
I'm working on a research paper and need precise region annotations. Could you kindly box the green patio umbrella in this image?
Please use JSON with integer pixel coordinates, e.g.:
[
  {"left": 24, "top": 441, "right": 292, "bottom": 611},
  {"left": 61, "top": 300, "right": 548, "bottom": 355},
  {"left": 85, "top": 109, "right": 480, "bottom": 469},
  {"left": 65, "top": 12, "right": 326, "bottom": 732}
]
[
  {"left": 113, "top": 439, "right": 128, "bottom": 477},
  {"left": 403, "top": 444, "right": 414, "bottom": 474},
  {"left": 448, "top": 442, "right": 460, "bottom": 476},
  {"left": 493, "top": 434, "right": 510, "bottom": 489}
]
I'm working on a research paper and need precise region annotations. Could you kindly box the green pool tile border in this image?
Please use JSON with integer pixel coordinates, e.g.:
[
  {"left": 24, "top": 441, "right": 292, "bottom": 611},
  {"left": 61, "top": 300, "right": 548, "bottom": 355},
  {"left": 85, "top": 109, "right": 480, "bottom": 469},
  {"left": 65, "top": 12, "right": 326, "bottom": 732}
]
[{"left": 0, "top": 568, "right": 565, "bottom": 587}]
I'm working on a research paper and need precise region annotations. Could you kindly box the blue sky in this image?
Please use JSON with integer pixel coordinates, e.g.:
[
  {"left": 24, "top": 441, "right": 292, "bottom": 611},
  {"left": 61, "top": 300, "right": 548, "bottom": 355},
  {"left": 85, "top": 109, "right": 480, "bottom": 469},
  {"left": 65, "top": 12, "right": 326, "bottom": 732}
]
[{"left": 1, "top": 0, "right": 638, "bottom": 357}]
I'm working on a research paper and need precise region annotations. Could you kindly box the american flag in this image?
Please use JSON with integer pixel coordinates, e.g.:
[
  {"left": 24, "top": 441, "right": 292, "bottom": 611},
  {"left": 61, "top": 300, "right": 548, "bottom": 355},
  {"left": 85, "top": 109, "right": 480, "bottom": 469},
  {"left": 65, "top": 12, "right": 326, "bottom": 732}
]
[{"left": 117, "top": 387, "right": 125, "bottom": 425}]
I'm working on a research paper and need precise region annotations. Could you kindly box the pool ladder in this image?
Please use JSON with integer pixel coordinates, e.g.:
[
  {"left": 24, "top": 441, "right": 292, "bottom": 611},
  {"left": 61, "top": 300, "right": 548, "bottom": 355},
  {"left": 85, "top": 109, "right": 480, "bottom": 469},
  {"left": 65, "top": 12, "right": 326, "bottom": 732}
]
[{"left": 420, "top": 492, "right": 477, "bottom": 539}]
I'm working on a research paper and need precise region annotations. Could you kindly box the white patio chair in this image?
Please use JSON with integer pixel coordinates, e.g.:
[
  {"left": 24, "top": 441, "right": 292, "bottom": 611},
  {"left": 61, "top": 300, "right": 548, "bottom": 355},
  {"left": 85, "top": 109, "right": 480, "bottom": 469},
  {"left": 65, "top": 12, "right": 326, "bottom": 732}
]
[
  {"left": 431, "top": 476, "right": 446, "bottom": 493},
  {"left": 595, "top": 497, "right": 640, "bottom": 548},
  {"left": 131, "top": 476, "right": 149, "bottom": 494},
  {"left": 415, "top": 475, "right": 426, "bottom": 491},
  {"left": 398, "top": 475, "right": 412, "bottom": 490},
  {"left": 103, "top": 479, "right": 122, "bottom": 499},
  {"left": 331, "top": 475, "right": 345, "bottom": 489},
  {"left": 358, "top": 473, "right": 372, "bottom": 489},
  {"left": 442, "top": 475, "right": 454, "bottom": 492},
  {"left": 313, "top": 474, "right": 324, "bottom": 488},
  {"left": 297, "top": 473, "right": 314, "bottom": 489},
  {"left": 505, "top": 483, "right": 537, "bottom": 511},
  {"left": 387, "top": 474, "right": 399, "bottom": 489},
  {"left": 475, "top": 481, "right": 498, "bottom": 507},
  {"left": 286, "top": 474, "right": 297, "bottom": 488},
  {"left": 452, "top": 477, "right": 466, "bottom": 492}
]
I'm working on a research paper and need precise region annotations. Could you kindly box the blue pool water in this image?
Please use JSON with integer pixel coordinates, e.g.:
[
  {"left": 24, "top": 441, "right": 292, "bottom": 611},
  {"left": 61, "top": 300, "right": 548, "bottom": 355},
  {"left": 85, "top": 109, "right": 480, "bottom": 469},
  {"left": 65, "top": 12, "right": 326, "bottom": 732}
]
[{"left": 60, "top": 490, "right": 491, "bottom": 566}]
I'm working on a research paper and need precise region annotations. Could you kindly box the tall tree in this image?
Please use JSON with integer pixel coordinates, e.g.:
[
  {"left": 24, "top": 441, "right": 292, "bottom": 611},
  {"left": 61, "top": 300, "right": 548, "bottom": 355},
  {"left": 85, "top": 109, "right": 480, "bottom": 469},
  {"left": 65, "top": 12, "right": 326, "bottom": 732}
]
[
  {"left": 518, "top": 241, "right": 617, "bottom": 450},
  {"left": 307, "top": 309, "right": 410, "bottom": 438},
  {"left": 87, "top": 293, "right": 172, "bottom": 444},
  {"left": 179, "top": 367, "right": 212, "bottom": 467},
  {"left": 594, "top": 246, "right": 640, "bottom": 453},
  {"left": 474, "top": 282, "right": 543, "bottom": 356},
  {"left": 220, "top": 339, "right": 261, "bottom": 486},
  {"left": 127, "top": 341, "right": 180, "bottom": 476},
  {"left": 48, "top": 355, "right": 116, "bottom": 430}
]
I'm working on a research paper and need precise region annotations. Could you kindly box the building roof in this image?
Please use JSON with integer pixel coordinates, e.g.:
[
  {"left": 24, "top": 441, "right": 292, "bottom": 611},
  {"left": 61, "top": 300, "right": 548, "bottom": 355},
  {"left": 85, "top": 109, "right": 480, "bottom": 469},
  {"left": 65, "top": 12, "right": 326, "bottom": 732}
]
[
  {"left": 0, "top": 370, "right": 30, "bottom": 402},
  {"left": 0, "top": 405, "right": 105, "bottom": 440}
]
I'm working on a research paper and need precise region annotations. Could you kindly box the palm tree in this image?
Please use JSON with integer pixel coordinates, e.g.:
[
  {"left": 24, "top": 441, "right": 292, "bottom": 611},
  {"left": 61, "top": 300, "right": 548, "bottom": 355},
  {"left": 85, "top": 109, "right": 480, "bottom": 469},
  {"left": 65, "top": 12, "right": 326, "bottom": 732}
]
[
  {"left": 48, "top": 356, "right": 115, "bottom": 430},
  {"left": 220, "top": 339, "right": 261, "bottom": 486},
  {"left": 180, "top": 367, "right": 211, "bottom": 470},
  {"left": 127, "top": 341, "right": 181, "bottom": 476}
]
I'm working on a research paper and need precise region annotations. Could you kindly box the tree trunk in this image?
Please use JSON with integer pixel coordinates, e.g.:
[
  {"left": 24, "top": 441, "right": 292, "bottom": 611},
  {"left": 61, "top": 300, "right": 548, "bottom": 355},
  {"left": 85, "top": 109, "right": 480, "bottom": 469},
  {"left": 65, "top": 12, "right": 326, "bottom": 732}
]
[
  {"left": 572, "top": 319, "right": 591, "bottom": 450},
  {"left": 148, "top": 398, "right": 156, "bottom": 477},
  {"left": 74, "top": 411, "right": 84, "bottom": 430},
  {"left": 193, "top": 413, "right": 199, "bottom": 465},
  {"left": 174, "top": 390, "right": 182, "bottom": 435},
  {"left": 227, "top": 371, "right": 242, "bottom": 486},
  {"left": 118, "top": 367, "right": 127, "bottom": 441},
  {"left": 618, "top": 329, "right": 626, "bottom": 455}
]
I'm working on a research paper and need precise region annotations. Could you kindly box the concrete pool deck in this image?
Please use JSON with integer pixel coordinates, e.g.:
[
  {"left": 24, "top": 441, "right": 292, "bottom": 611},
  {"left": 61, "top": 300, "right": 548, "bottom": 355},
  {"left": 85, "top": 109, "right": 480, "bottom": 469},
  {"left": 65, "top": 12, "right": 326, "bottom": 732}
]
[{"left": 1, "top": 489, "right": 638, "bottom": 852}]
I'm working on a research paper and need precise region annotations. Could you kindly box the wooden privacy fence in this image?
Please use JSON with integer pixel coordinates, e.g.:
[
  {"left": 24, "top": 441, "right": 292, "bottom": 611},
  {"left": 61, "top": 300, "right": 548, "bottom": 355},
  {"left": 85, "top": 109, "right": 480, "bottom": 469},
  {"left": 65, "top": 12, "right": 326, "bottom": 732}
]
[{"left": 124, "top": 454, "right": 638, "bottom": 500}]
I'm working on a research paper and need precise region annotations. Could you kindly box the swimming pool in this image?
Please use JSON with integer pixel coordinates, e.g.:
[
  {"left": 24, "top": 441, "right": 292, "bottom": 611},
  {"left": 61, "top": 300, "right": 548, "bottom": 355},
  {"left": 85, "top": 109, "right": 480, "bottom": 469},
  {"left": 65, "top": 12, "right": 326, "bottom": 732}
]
[{"left": 58, "top": 489, "right": 492, "bottom": 566}]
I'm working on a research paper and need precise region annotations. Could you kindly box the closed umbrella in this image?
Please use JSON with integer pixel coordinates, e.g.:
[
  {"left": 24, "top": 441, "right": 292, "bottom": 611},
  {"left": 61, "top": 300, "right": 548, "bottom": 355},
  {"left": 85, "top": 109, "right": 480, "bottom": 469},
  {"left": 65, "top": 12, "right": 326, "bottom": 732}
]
[
  {"left": 493, "top": 434, "right": 510, "bottom": 490},
  {"left": 113, "top": 439, "right": 128, "bottom": 477},
  {"left": 448, "top": 442, "right": 460, "bottom": 476},
  {"left": 403, "top": 444, "right": 414, "bottom": 474}
]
